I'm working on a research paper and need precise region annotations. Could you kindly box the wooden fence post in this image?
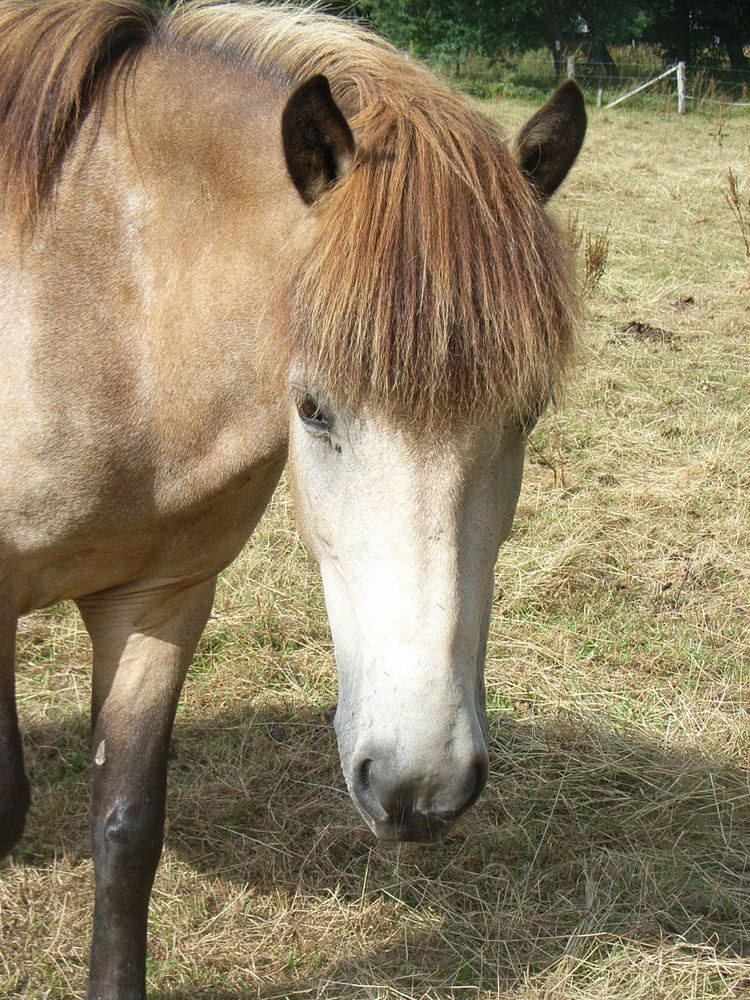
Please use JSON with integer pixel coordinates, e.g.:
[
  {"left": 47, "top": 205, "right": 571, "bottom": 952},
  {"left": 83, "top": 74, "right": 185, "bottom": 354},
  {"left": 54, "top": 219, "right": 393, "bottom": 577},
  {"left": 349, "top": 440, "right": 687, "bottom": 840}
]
[
  {"left": 567, "top": 54, "right": 575, "bottom": 79},
  {"left": 677, "top": 61, "right": 686, "bottom": 113}
]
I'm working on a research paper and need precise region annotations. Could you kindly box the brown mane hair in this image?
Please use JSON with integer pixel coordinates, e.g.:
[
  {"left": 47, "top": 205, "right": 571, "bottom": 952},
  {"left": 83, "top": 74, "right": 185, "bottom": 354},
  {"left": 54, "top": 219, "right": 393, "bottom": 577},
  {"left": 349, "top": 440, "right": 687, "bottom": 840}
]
[
  {"left": 0, "top": 0, "right": 155, "bottom": 221},
  {"left": 0, "top": 0, "right": 578, "bottom": 423}
]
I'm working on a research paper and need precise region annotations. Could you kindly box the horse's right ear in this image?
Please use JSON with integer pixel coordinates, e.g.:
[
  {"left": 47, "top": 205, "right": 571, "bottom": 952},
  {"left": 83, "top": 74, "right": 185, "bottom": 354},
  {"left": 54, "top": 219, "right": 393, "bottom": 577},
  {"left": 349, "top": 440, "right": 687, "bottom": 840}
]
[
  {"left": 511, "top": 80, "right": 586, "bottom": 201},
  {"left": 282, "top": 75, "right": 355, "bottom": 205}
]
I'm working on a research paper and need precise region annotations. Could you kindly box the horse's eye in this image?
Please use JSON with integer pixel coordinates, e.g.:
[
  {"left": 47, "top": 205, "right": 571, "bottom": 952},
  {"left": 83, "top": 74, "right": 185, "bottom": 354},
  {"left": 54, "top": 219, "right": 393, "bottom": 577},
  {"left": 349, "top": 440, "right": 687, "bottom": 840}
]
[{"left": 293, "top": 387, "right": 329, "bottom": 432}]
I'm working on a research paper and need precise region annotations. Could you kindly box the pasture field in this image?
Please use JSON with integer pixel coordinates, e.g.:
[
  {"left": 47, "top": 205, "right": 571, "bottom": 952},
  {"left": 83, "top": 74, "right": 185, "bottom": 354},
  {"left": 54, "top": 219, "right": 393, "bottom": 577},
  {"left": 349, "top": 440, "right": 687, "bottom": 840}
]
[{"left": 1, "top": 98, "right": 749, "bottom": 999}]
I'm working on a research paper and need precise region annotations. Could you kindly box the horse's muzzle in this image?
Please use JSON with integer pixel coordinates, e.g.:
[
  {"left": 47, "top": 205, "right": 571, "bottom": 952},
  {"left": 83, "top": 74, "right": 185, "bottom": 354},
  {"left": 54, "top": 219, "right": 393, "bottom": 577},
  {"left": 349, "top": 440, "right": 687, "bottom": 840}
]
[{"left": 350, "top": 749, "right": 489, "bottom": 843}]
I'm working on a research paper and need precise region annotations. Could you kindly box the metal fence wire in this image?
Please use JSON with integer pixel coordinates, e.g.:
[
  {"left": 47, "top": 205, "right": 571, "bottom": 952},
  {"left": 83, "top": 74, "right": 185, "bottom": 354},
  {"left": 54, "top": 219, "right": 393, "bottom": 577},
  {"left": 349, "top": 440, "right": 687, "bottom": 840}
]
[{"left": 574, "top": 60, "right": 750, "bottom": 111}]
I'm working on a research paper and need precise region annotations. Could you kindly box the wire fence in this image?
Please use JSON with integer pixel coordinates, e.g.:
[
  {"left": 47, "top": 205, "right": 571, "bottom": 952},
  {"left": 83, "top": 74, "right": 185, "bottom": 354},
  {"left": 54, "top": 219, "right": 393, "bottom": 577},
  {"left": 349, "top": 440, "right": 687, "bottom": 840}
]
[
  {"left": 442, "top": 49, "right": 750, "bottom": 112},
  {"left": 572, "top": 60, "right": 750, "bottom": 112}
]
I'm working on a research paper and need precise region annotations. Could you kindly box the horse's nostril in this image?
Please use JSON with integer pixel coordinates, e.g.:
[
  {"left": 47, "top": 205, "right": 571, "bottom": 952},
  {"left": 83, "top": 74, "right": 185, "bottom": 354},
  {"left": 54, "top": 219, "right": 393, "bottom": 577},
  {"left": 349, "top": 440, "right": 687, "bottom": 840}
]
[
  {"left": 356, "top": 756, "right": 372, "bottom": 791},
  {"left": 364, "top": 759, "right": 404, "bottom": 820},
  {"left": 351, "top": 755, "right": 390, "bottom": 824}
]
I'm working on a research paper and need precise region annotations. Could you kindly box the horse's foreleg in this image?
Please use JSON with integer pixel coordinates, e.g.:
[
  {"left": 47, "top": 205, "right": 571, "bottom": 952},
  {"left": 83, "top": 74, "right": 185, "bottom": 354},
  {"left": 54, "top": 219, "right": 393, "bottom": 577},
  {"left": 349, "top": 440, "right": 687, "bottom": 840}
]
[
  {"left": 0, "top": 614, "right": 30, "bottom": 858},
  {"left": 78, "top": 579, "right": 217, "bottom": 1000}
]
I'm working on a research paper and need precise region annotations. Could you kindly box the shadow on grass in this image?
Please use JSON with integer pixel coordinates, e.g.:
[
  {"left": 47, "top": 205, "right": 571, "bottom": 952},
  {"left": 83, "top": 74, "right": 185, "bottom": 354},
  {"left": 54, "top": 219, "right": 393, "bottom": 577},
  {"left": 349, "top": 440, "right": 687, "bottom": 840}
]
[{"left": 13, "top": 704, "right": 750, "bottom": 997}]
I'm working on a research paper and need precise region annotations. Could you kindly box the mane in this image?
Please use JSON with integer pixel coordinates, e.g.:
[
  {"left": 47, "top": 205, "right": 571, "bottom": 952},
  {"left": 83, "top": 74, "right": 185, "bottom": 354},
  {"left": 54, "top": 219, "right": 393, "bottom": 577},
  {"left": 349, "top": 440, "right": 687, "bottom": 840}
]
[
  {"left": 0, "top": 0, "right": 578, "bottom": 423},
  {"left": 0, "top": 0, "right": 156, "bottom": 221}
]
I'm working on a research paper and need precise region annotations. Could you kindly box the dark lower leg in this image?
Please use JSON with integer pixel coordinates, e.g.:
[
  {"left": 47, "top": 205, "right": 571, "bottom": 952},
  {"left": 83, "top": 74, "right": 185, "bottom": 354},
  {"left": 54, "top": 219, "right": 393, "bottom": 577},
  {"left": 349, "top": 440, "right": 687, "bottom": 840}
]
[
  {"left": 0, "top": 619, "right": 29, "bottom": 858},
  {"left": 0, "top": 700, "right": 30, "bottom": 857},
  {"left": 87, "top": 717, "right": 172, "bottom": 1000}
]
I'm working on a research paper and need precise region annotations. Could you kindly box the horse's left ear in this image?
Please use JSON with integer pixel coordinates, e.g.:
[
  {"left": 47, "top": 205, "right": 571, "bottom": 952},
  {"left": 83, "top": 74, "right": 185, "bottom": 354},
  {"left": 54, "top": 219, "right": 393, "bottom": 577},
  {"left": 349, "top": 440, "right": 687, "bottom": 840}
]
[
  {"left": 511, "top": 80, "right": 586, "bottom": 201},
  {"left": 282, "top": 75, "right": 355, "bottom": 205}
]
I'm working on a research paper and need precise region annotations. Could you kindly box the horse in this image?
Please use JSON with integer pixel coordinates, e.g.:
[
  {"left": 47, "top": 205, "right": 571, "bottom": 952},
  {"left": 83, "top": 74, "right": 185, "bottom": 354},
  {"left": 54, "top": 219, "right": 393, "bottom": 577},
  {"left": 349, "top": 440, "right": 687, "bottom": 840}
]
[{"left": 0, "top": 2, "right": 586, "bottom": 996}]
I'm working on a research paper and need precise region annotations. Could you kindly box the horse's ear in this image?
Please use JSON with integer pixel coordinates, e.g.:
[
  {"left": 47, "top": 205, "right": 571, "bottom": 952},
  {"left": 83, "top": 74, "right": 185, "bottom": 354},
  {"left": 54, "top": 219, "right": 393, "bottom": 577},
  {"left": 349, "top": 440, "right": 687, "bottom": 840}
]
[
  {"left": 511, "top": 80, "right": 586, "bottom": 201},
  {"left": 282, "top": 75, "right": 355, "bottom": 205}
]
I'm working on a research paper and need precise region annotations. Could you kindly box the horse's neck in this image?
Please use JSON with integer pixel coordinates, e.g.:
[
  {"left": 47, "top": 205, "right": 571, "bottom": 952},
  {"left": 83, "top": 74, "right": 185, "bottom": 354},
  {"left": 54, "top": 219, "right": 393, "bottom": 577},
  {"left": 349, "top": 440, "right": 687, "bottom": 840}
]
[
  {"left": 48, "top": 48, "right": 302, "bottom": 465},
  {"left": 94, "top": 47, "right": 302, "bottom": 355}
]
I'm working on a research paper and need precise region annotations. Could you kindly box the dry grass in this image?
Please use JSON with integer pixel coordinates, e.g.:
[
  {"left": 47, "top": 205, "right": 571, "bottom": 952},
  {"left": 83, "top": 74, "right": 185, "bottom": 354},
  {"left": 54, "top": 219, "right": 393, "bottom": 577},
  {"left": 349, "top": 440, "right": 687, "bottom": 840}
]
[
  {"left": 723, "top": 169, "right": 750, "bottom": 269},
  {"left": 2, "top": 100, "right": 749, "bottom": 998}
]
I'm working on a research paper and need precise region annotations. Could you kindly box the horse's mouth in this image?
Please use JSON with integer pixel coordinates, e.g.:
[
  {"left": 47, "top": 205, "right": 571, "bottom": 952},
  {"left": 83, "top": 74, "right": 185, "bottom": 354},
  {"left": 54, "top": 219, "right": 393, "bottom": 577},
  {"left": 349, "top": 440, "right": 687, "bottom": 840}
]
[{"left": 361, "top": 806, "right": 463, "bottom": 844}]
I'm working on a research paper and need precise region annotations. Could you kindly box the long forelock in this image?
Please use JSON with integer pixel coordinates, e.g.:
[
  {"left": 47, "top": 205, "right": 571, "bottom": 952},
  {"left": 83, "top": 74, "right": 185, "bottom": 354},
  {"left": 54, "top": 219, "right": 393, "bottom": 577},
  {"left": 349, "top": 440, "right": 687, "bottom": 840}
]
[{"left": 294, "top": 101, "right": 577, "bottom": 425}]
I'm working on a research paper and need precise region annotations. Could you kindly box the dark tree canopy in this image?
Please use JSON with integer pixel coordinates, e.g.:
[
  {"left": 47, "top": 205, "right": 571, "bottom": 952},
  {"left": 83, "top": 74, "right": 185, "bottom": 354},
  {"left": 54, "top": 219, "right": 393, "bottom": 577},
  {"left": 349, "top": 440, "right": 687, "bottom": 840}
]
[
  {"left": 358, "top": 0, "right": 749, "bottom": 74},
  {"left": 141, "top": 1, "right": 749, "bottom": 74}
]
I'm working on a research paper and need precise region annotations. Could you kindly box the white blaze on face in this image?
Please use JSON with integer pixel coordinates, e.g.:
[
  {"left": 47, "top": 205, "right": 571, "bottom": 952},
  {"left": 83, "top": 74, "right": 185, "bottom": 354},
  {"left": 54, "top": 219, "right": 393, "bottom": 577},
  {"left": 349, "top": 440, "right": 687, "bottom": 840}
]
[{"left": 289, "top": 391, "right": 527, "bottom": 841}]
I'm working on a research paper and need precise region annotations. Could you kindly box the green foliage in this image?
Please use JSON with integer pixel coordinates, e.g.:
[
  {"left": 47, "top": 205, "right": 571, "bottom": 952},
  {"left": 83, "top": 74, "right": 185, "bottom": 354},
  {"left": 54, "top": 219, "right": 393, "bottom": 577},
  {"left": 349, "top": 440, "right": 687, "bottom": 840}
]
[
  {"left": 136, "top": 1, "right": 750, "bottom": 75},
  {"left": 352, "top": 0, "right": 749, "bottom": 76},
  {"left": 365, "top": 0, "right": 535, "bottom": 59}
]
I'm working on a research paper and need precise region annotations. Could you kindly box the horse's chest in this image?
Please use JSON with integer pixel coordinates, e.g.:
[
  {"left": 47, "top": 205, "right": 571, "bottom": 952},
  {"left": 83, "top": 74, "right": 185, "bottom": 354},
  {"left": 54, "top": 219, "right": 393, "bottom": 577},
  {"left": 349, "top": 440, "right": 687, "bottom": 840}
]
[{"left": 1, "top": 430, "right": 287, "bottom": 615}]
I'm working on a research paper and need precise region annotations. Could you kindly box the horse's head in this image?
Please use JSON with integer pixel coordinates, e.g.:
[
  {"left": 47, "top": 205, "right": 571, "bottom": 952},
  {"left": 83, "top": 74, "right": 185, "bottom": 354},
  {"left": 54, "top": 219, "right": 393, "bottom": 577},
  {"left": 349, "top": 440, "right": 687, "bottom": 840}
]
[
  {"left": 283, "top": 76, "right": 585, "bottom": 842},
  {"left": 290, "top": 399, "right": 528, "bottom": 841}
]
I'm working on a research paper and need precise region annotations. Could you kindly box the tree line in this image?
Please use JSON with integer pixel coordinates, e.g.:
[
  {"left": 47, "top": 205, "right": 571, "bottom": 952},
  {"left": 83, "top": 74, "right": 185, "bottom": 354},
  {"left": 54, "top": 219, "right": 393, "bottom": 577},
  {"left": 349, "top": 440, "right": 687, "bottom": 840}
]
[
  {"left": 141, "top": 2, "right": 749, "bottom": 77},
  {"left": 321, "top": 1, "right": 750, "bottom": 76}
]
